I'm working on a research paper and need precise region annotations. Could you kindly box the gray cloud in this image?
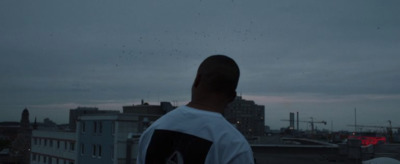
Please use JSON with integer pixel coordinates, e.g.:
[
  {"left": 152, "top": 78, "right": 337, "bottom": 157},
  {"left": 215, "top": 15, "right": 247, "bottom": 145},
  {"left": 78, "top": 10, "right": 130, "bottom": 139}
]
[{"left": 1, "top": 0, "right": 399, "bottom": 129}]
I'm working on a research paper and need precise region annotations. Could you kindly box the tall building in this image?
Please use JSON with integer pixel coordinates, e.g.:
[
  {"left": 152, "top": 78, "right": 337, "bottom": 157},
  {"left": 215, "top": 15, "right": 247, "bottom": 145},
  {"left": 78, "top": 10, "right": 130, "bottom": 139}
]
[
  {"left": 224, "top": 96, "right": 265, "bottom": 137},
  {"left": 11, "top": 108, "right": 32, "bottom": 164},
  {"left": 123, "top": 101, "right": 175, "bottom": 132},
  {"left": 290, "top": 112, "right": 295, "bottom": 130},
  {"left": 69, "top": 107, "right": 120, "bottom": 131},
  {"left": 29, "top": 102, "right": 176, "bottom": 164},
  {"left": 30, "top": 107, "right": 123, "bottom": 164},
  {"left": 76, "top": 114, "right": 140, "bottom": 164}
]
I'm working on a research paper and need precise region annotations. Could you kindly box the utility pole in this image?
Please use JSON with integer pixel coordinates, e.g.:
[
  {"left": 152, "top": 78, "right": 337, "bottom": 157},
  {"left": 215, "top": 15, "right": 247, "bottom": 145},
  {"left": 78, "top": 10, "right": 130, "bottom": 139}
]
[
  {"left": 297, "top": 112, "right": 299, "bottom": 131},
  {"left": 388, "top": 120, "right": 393, "bottom": 142},
  {"left": 310, "top": 117, "right": 314, "bottom": 135},
  {"left": 354, "top": 108, "right": 357, "bottom": 133}
]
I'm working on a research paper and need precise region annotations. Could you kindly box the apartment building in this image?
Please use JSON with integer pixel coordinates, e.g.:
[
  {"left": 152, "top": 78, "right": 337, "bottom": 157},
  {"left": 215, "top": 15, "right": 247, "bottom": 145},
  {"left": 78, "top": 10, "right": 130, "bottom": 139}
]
[
  {"left": 123, "top": 101, "right": 175, "bottom": 132},
  {"left": 69, "top": 107, "right": 119, "bottom": 131},
  {"left": 224, "top": 96, "right": 265, "bottom": 137},
  {"left": 30, "top": 130, "right": 76, "bottom": 164},
  {"left": 76, "top": 114, "right": 139, "bottom": 164}
]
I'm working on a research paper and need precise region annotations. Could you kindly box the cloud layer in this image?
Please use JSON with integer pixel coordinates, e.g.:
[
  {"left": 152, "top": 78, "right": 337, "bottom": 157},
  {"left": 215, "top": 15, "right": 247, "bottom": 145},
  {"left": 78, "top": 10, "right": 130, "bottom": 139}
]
[{"left": 1, "top": 0, "right": 399, "bottom": 130}]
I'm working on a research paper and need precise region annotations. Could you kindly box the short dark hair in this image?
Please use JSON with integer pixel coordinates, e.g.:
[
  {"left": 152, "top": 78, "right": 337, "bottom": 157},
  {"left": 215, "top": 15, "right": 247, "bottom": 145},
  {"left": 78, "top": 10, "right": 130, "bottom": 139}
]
[{"left": 197, "top": 55, "right": 240, "bottom": 94}]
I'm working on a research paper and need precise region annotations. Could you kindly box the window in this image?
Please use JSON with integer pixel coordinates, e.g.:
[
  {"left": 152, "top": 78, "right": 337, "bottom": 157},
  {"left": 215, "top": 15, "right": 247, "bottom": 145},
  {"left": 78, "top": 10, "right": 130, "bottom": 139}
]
[
  {"left": 43, "top": 156, "right": 47, "bottom": 163},
  {"left": 99, "top": 122, "right": 102, "bottom": 133},
  {"left": 81, "top": 143, "right": 85, "bottom": 154},
  {"left": 32, "top": 154, "right": 36, "bottom": 161},
  {"left": 50, "top": 140, "right": 53, "bottom": 147},
  {"left": 112, "top": 122, "right": 115, "bottom": 134},
  {"left": 98, "top": 145, "right": 102, "bottom": 157},
  {"left": 70, "top": 142, "right": 75, "bottom": 151},
  {"left": 44, "top": 139, "right": 47, "bottom": 146},
  {"left": 34, "top": 138, "right": 37, "bottom": 145},
  {"left": 57, "top": 141, "right": 60, "bottom": 148},
  {"left": 92, "top": 144, "right": 96, "bottom": 156},
  {"left": 94, "top": 121, "right": 97, "bottom": 133},
  {"left": 111, "top": 145, "right": 114, "bottom": 159},
  {"left": 64, "top": 141, "right": 68, "bottom": 150},
  {"left": 82, "top": 121, "right": 86, "bottom": 133},
  {"left": 49, "top": 157, "right": 52, "bottom": 164}
]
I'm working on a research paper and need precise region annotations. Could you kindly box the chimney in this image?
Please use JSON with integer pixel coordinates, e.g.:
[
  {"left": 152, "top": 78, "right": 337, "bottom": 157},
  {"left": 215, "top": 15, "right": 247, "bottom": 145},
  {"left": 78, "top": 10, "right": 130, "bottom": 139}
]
[{"left": 297, "top": 112, "right": 299, "bottom": 131}]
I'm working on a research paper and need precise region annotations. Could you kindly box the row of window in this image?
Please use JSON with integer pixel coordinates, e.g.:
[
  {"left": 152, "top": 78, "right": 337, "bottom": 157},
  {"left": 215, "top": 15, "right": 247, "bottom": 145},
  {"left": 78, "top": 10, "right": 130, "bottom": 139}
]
[
  {"left": 81, "top": 121, "right": 115, "bottom": 134},
  {"left": 31, "top": 153, "right": 74, "bottom": 164},
  {"left": 33, "top": 138, "right": 75, "bottom": 151},
  {"left": 80, "top": 144, "right": 103, "bottom": 158}
]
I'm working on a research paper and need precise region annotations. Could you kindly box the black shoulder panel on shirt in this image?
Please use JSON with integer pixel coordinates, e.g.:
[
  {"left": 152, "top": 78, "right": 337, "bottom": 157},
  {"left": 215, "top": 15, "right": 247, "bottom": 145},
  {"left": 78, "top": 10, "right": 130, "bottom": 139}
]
[{"left": 145, "top": 129, "right": 213, "bottom": 164}]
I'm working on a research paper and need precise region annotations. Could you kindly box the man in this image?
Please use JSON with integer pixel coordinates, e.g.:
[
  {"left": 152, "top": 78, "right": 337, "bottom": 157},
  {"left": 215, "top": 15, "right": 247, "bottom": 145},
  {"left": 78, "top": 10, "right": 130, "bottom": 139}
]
[{"left": 137, "top": 55, "right": 254, "bottom": 164}]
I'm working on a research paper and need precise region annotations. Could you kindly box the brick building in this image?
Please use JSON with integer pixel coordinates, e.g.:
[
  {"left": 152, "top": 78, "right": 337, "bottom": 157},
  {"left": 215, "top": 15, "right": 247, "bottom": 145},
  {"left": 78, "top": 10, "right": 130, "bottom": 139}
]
[{"left": 224, "top": 96, "right": 265, "bottom": 137}]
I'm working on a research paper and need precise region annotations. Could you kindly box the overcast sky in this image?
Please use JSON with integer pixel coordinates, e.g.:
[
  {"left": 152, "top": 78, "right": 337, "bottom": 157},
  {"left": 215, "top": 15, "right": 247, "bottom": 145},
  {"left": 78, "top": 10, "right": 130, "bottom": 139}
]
[{"left": 1, "top": 0, "right": 399, "bottom": 131}]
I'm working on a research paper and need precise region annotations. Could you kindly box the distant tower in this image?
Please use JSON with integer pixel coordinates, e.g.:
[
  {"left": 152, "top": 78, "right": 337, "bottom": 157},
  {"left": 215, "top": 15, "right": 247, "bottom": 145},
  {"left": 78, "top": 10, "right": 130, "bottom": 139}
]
[
  {"left": 289, "top": 112, "right": 295, "bottom": 129},
  {"left": 33, "top": 117, "right": 38, "bottom": 130},
  {"left": 20, "top": 108, "right": 30, "bottom": 129},
  {"left": 12, "top": 108, "right": 32, "bottom": 164},
  {"left": 297, "top": 112, "right": 299, "bottom": 131}
]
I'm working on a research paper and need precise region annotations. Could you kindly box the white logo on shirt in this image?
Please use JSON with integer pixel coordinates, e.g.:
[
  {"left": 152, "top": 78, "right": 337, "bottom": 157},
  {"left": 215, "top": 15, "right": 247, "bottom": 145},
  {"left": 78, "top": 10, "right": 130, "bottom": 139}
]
[{"left": 166, "top": 151, "right": 184, "bottom": 164}]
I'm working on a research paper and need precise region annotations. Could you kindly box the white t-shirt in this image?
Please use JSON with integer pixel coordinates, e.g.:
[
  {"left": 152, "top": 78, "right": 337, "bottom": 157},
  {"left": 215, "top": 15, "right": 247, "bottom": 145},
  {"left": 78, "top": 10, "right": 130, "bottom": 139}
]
[{"left": 136, "top": 106, "right": 254, "bottom": 164}]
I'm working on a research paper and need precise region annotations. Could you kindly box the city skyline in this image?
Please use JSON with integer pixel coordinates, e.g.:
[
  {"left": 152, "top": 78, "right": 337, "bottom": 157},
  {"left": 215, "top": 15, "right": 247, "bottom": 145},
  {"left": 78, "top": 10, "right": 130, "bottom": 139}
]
[
  {"left": 1, "top": 0, "right": 399, "bottom": 131},
  {"left": 4, "top": 96, "right": 398, "bottom": 132}
]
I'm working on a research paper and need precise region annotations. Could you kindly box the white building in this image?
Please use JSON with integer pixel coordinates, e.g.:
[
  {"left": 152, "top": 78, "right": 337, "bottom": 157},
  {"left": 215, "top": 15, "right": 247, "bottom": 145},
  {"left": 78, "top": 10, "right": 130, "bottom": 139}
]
[
  {"left": 30, "top": 111, "right": 149, "bottom": 164},
  {"left": 31, "top": 130, "right": 76, "bottom": 164},
  {"left": 76, "top": 114, "right": 140, "bottom": 164}
]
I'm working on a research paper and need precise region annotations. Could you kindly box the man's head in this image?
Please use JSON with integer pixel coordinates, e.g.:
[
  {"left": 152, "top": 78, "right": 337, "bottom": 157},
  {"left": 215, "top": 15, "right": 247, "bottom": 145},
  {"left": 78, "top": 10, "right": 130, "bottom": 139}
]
[{"left": 191, "top": 55, "right": 240, "bottom": 106}]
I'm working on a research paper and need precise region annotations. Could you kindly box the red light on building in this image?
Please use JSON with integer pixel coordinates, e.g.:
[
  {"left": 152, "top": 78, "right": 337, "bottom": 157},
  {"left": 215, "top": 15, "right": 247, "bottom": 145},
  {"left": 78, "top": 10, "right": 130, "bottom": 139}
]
[{"left": 348, "top": 135, "right": 386, "bottom": 146}]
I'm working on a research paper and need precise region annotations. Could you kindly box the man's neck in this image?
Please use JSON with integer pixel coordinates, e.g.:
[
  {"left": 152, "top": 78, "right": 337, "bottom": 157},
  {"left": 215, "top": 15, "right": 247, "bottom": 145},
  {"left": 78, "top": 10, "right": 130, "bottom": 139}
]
[{"left": 186, "top": 101, "right": 223, "bottom": 114}]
